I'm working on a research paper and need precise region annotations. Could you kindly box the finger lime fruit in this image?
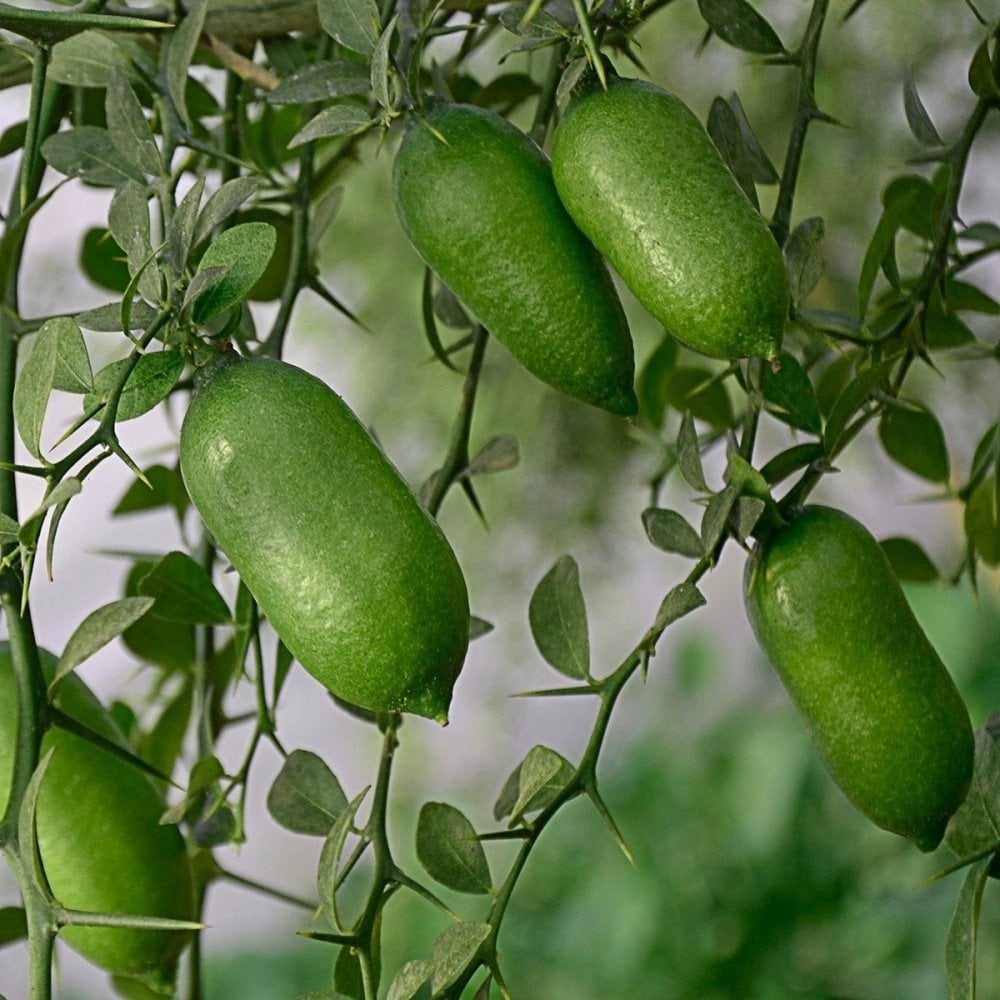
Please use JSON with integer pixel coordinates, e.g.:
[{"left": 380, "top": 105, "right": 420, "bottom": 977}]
[
  {"left": 179, "top": 353, "right": 470, "bottom": 722},
  {"left": 392, "top": 101, "right": 637, "bottom": 417},
  {"left": 0, "top": 645, "right": 195, "bottom": 983},
  {"left": 187, "top": 0, "right": 320, "bottom": 41},
  {"left": 744, "top": 506, "right": 973, "bottom": 851},
  {"left": 551, "top": 77, "right": 788, "bottom": 363}
]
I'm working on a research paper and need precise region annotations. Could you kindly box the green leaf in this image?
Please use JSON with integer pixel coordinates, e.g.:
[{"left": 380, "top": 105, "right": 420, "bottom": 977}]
[
  {"left": 759, "top": 442, "right": 824, "bottom": 485},
  {"left": 84, "top": 351, "right": 184, "bottom": 422},
  {"left": 165, "top": 0, "right": 206, "bottom": 129},
  {"left": 499, "top": 4, "right": 567, "bottom": 39},
  {"left": 108, "top": 182, "right": 159, "bottom": 305},
  {"left": 48, "top": 29, "right": 133, "bottom": 88},
  {"left": 879, "top": 537, "right": 938, "bottom": 582},
  {"left": 0, "top": 512, "right": 19, "bottom": 543},
  {"left": 761, "top": 352, "right": 822, "bottom": 435},
  {"left": 965, "top": 479, "right": 1000, "bottom": 566},
  {"left": 334, "top": 947, "right": 364, "bottom": 1000},
  {"left": 528, "top": 555, "right": 590, "bottom": 680},
  {"left": 113, "top": 464, "right": 189, "bottom": 520},
  {"left": 726, "top": 92, "right": 778, "bottom": 184},
  {"left": 192, "top": 177, "right": 259, "bottom": 248},
  {"left": 858, "top": 191, "right": 917, "bottom": 319},
  {"left": 106, "top": 69, "right": 161, "bottom": 177},
  {"left": 137, "top": 551, "right": 231, "bottom": 625},
  {"left": 386, "top": 960, "right": 434, "bottom": 1000},
  {"left": 48, "top": 315, "right": 93, "bottom": 394},
  {"left": 41, "top": 126, "right": 145, "bottom": 187},
  {"left": 267, "top": 750, "right": 348, "bottom": 836},
  {"left": 903, "top": 68, "right": 943, "bottom": 147},
  {"left": 167, "top": 176, "right": 205, "bottom": 278},
  {"left": 945, "top": 857, "right": 991, "bottom": 1000},
  {"left": 13, "top": 317, "right": 62, "bottom": 458},
  {"left": 430, "top": 922, "right": 491, "bottom": 995},
  {"left": 191, "top": 222, "right": 277, "bottom": 323},
  {"left": 0, "top": 907, "right": 26, "bottom": 947},
  {"left": 318, "top": 0, "right": 380, "bottom": 57},
  {"left": 18, "top": 478, "right": 81, "bottom": 549},
  {"left": 697, "top": 0, "right": 784, "bottom": 54},
  {"left": 707, "top": 96, "right": 758, "bottom": 207},
  {"left": 288, "top": 105, "right": 374, "bottom": 148},
  {"left": 784, "top": 217, "right": 825, "bottom": 306},
  {"left": 677, "top": 410, "right": 708, "bottom": 492},
  {"left": 946, "top": 714, "right": 1000, "bottom": 860},
  {"left": 700, "top": 482, "right": 739, "bottom": 554},
  {"left": 968, "top": 37, "right": 1000, "bottom": 101},
  {"left": 642, "top": 508, "right": 705, "bottom": 559},
  {"left": 464, "top": 436, "right": 519, "bottom": 478},
  {"left": 637, "top": 333, "right": 678, "bottom": 429},
  {"left": 139, "top": 682, "right": 194, "bottom": 781},
  {"left": 370, "top": 15, "right": 397, "bottom": 111},
  {"left": 51, "top": 596, "right": 155, "bottom": 691},
  {"left": 494, "top": 745, "right": 574, "bottom": 823},
  {"left": 122, "top": 560, "right": 196, "bottom": 672},
  {"left": 878, "top": 402, "right": 949, "bottom": 483},
  {"left": 317, "top": 788, "right": 369, "bottom": 932},
  {"left": 823, "top": 358, "right": 895, "bottom": 458},
  {"left": 268, "top": 60, "right": 371, "bottom": 105},
  {"left": 416, "top": 802, "right": 492, "bottom": 895},
  {"left": 664, "top": 367, "right": 734, "bottom": 429}
]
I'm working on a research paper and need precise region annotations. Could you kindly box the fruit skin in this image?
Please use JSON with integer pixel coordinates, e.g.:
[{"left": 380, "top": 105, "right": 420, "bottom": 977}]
[
  {"left": 551, "top": 77, "right": 788, "bottom": 363},
  {"left": 179, "top": 354, "right": 470, "bottom": 722},
  {"left": 0, "top": 645, "right": 195, "bottom": 981},
  {"left": 744, "top": 506, "right": 973, "bottom": 851},
  {"left": 392, "top": 101, "right": 637, "bottom": 417}
]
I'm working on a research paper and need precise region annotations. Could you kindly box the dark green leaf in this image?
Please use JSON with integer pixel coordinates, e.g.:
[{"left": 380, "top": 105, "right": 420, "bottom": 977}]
[
  {"left": 267, "top": 750, "right": 348, "bottom": 836},
  {"left": 677, "top": 410, "right": 708, "bottom": 492},
  {"left": 528, "top": 555, "right": 589, "bottom": 680},
  {"left": 139, "top": 682, "right": 194, "bottom": 781},
  {"left": 318, "top": 0, "right": 380, "bottom": 57},
  {"left": 726, "top": 92, "right": 778, "bottom": 184},
  {"left": 642, "top": 508, "right": 704, "bottom": 559},
  {"left": 823, "top": 358, "right": 895, "bottom": 457},
  {"left": 733, "top": 496, "right": 766, "bottom": 542},
  {"left": 334, "top": 947, "right": 364, "bottom": 1000},
  {"left": 761, "top": 352, "right": 822, "bottom": 435},
  {"left": 416, "top": 802, "right": 492, "bottom": 895},
  {"left": 113, "top": 464, "right": 189, "bottom": 520},
  {"left": 707, "top": 96, "right": 758, "bottom": 207},
  {"left": 784, "top": 217, "right": 825, "bottom": 306},
  {"left": 0, "top": 512, "right": 19, "bottom": 543},
  {"left": 430, "top": 923, "right": 491, "bottom": 995},
  {"left": 192, "top": 223, "right": 276, "bottom": 323},
  {"left": 137, "top": 551, "right": 231, "bottom": 625},
  {"left": 664, "top": 367, "right": 734, "bottom": 429},
  {"left": 859, "top": 191, "right": 917, "bottom": 319},
  {"left": 945, "top": 857, "right": 991, "bottom": 1000},
  {"left": 946, "top": 715, "right": 1000, "bottom": 860},
  {"left": 80, "top": 227, "right": 130, "bottom": 294},
  {"left": 653, "top": 581, "right": 707, "bottom": 631},
  {"left": 84, "top": 351, "right": 184, "bottom": 422},
  {"left": 965, "top": 479, "right": 1000, "bottom": 566},
  {"left": 637, "top": 333, "right": 678, "bottom": 429},
  {"left": 879, "top": 537, "right": 938, "bottom": 582},
  {"left": 0, "top": 907, "right": 26, "bottom": 947},
  {"left": 878, "top": 402, "right": 949, "bottom": 483},
  {"left": 903, "top": 69, "right": 943, "bottom": 147},
  {"left": 968, "top": 37, "right": 1000, "bottom": 101},
  {"left": 41, "top": 126, "right": 145, "bottom": 187},
  {"left": 760, "top": 442, "right": 824, "bottom": 485},
  {"left": 697, "top": 0, "right": 784, "bottom": 54},
  {"left": 947, "top": 278, "right": 1000, "bottom": 315}
]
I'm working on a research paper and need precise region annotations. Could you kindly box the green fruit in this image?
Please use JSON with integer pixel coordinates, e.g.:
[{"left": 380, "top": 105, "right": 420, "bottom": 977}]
[
  {"left": 0, "top": 645, "right": 195, "bottom": 982},
  {"left": 392, "top": 101, "right": 637, "bottom": 417},
  {"left": 744, "top": 506, "right": 973, "bottom": 851},
  {"left": 179, "top": 353, "right": 470, "bottom": 722},
  {"left": 551, "top": 77, "right": 788, "bottom": 363}
]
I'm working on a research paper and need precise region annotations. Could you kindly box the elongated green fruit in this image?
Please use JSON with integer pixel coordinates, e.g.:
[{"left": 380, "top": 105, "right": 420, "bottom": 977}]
[
  {"left": 552, "top": 77, "right": 788, "bottom": 363},
  {"left": 0, "top": 645, "right": 195, "bottom": 983},
  {"left": 392, "top": 102, "right": 637, "bottom": 417},
  {"left": 744, "top": 506, "right": 973, "bottom": 851},
  {"left": 179, "top": 354, "right": 470, "bottom": 722}
]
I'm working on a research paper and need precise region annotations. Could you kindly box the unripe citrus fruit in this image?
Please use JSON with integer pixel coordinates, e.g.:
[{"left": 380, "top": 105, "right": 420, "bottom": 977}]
[
  {"left": 744, "top": 506, "right": 973, "bottom": 851},
  {"left": 392, "top": 101, "right": 637, "bottom": 417},
  {"left": 551, "top": 77, "right": 788, "bottom": 363},
  {"left": 0, "top": 645, "right": 195, "bottom": 983},
  {"left": 179, "top": 353, "right": 470, "bottom": 722}
]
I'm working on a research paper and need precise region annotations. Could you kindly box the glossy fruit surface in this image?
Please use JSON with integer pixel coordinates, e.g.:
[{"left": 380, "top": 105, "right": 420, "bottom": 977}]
[
  {"left": 179, "top": 354, "right": 470, "bottom": 722},
  {"left": 744, "top": 506, "right": 973, "bottom": 851},
  {"left": 392, "top": 101, "right": 636, "bottom": 417},
  {"left": 0, "top": 645, "right": 195, "bottom": 981},
  {"left": 551, "top": 78, "right": 788, "bottom": 362}
]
